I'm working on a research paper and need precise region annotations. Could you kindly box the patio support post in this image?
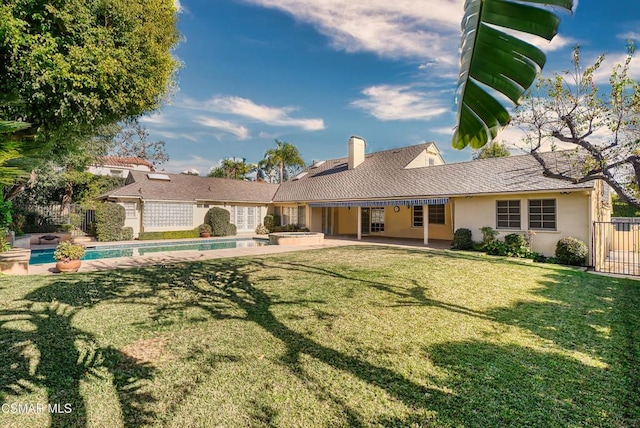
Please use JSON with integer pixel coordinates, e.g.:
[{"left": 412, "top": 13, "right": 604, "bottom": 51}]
[
  {"left": 423, "top": 205, "right": 429, "bottom": 246},
  {"left": 357, "top": 206, "right": 362, "bottom": 240}
]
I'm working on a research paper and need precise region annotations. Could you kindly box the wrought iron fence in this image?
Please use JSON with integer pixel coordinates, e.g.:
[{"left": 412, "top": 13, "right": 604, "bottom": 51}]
[
  {"left": 22, "top": 204, "right": 95, "bottom": 235},
  {"left": 593, "top": 219, "right": 640, "bottom": 276}
]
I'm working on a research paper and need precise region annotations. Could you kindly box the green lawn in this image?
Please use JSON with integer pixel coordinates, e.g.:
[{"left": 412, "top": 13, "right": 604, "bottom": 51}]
[{"left": 1, "top": 246, "right": 639, "bottom": 427}]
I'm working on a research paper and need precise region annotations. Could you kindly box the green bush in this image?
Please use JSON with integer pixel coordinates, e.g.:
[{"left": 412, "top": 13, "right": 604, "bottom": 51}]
[
  {"left": 121, "top": 227, "right": 134, "bottom": 241},
  {"left": 53, "top": 241, "right": 85, "bottom": 262},
  {"left": 504, "top": 233, "right": 531, "bottom": 258},
  {"left": 452, "top": 228, "right": 473, "bottom": 250},
  {"left": 205, "top": 207, "right": 231, "bottom": 236},
  {"left": 255, "top": 224, "right": 269, "bottom": 234},
  {"left": 138, "top": 229, "right": 200, "bottom": 240},
  {"left": 198, "top": 223, "right": 212, "bottom": 234},
  {"left": 555, "top": 237, "right": 588, "bottom": 266},
  {"left": 226, "top": 223, "right": 237, "bottom": 236},
  {"left": 95, "top": 202, "right": 126, "bottom": 242},
  {"left": 273, "top": 224, "right": 310, "bottom": 232},
  {"left": 480, "top": 226, "right": 499, "bottom": 244},
  {"left": 263, "top": 214, "right": 280, "bottom": 233}
]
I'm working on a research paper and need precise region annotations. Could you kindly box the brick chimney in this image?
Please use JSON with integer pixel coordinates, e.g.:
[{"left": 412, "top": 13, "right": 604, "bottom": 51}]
[{"left": 348, "top": 136, "right": 365, "bottom": 169}]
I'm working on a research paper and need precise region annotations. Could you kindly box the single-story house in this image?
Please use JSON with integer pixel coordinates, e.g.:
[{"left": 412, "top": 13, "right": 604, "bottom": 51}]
[
  {"left": 98, "top": 136, "right": 611, "bottom": 260},
  {"left": 97, "top": 172, "right": 279, "bottom": 234}
]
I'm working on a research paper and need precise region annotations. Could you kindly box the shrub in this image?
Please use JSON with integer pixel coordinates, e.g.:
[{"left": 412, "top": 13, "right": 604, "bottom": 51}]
[
  {"left": 198, "top": 223, "right": 212, "bottom": 234},
  {"left": 121, "top": 227, "right": 134, "bottom": 241},
  {"left": 273, "top": 224, "right": 310, "bottom": 232},
  {"left": 483, "top": 240, "right": 511, "bottom": 256},
  {"left": 263, "top": 214, "right": 280, "bottom": 233},
  {"left": 205, "top": 207, "right": 231, "bottom": 236},
  {"left": 255, "top": 224, "right": 269, "bottom": 234},
  {"left": 53, "top": 241, "right": 85, "bottom": 262},
  {"left": 138, "top": 229, "right": 200, "bottom": 240},
  {"left": 226, "top": 223, "right": 237, "bottom": 236},
  {"left": 555, "top": 237, "right": 588, "bottom": 266},
  {"left": 504, "top": 233, "right": 531, "bottom": 258},
  {"left": 95, "top": 202, "right": 126, "bottom": 242},
  {"left": 480, "top": 226, "right": 499, "bottom": 244},
  {"left": 452, "top": 228, "right": 473, "bottom": 250}
]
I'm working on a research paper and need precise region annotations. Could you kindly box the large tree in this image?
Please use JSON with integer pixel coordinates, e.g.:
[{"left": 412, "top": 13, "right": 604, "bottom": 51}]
[
  {"left": 512, "top": 46, "right": 640, "bottom": 208},
  {"left": 452, "top": 0, "right": 573, "bottom": 150},
  {"left": 0, "top": 0, "right": 180, "bottom": 157},
  {"left": 260, "top": 140, "right": 305, "bottom": 183}
]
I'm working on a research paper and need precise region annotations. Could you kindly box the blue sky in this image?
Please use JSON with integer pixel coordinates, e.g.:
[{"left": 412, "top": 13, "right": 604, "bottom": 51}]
[{"left": 143, "top": 0, "right": 640, "bottom": 175}]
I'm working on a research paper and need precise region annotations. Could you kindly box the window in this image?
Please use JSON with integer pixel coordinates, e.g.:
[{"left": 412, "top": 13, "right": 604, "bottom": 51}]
[
  {"left": 496, "top": 200, "right": 521, "bottom": 229},
  {"left": 297, "top": 206, "right": 306, "bottom": 227},
  {"left": 122, "top": 202, "right": 137, "bottom": 219},
  {"left": 282, "top": 206, "right": 298, "bottom": 226},
  {"left": 528, "top": 199, "right": 556, "bottom": 230},
  {"left": 412, "top": 206, "right": 423, "bottom": 227},
  {"left": 371, "top": 208, "right": 385, "bottom": 232},
  {"left": 428, "top": 204, "right": 445, "bottom": 224},
  {"left": 143, "top": 202, "right": 193, "bottom": 228}
]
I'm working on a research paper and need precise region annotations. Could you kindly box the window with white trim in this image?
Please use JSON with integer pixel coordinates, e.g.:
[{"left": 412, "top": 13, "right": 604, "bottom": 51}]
[
  {"left": 371, "top": 208, "right": 385, "bottom": 232},
  {"left": 528, "top": 199, "right": 556, "bottom": 230},
  {"left": 122, "top": 202, "right": 137, "bottom": 219},
  {"left": 496, "top": 200, "right": 521, "bottom": 229}
]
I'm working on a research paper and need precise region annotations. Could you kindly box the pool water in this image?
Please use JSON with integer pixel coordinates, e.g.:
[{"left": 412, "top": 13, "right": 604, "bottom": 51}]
[{"left": 30, "top": 238, "right": 268, "bottom": 265}]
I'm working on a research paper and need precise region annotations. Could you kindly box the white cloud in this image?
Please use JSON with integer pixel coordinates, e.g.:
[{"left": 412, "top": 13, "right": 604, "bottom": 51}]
[
  {"left": 139, "top": 112, "right": 172, "bottom": 126},
  {"left": 351, "top": 85, "right": 448, "bottom": 121},
  {"left": 618, "top": 31, "right": 640, "bottom": 41},
  {"left": 204, "top": 96, "right": 325, "bottom": 131},
  {"left": 591, "top": 52, "right": 640, "bottom": 84},
  {"left": 432, "top": 126, "right": 455, "bottom": 135},
  {"left": 173, "top": 0, "right": 183, "bottom": 13},
  {"left": 239, "top": 0, "right": 462, "bottom": 63},
  {"left": 193, "top": 116, "right": 251, "bottom": 140},
  {"left": 161, "top": 155, "right": 219, "bottom": 175}
]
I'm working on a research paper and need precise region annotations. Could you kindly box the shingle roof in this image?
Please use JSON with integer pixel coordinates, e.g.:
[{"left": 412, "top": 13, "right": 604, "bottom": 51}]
[
  {"left": 101, "top": 170, "right": 279, "bottom": 203},
  {"left": 273, "top": 144, "right": 594, "bottom": 202}
]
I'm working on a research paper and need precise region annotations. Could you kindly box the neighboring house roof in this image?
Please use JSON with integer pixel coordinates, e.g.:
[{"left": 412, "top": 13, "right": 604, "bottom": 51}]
[
  {"left": 273, "top": 144, "right": 595, "bottom": 203},
  {"left": 100, "top": 170, "right": 279, "bottom": 203},
  {"left": 95, "top": 156, "right": 156, "bottom": 170}
]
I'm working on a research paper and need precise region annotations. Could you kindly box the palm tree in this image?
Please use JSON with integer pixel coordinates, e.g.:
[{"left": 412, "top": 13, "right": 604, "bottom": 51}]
[
  {"left": 260, "top": 140, "right": 306, "bottom": 183},
  {"left": 208, "top": 158, "right": 256, "bottom": 180},
  {"left": 453, "top": 0, "right": 573, "bottom": 150}
]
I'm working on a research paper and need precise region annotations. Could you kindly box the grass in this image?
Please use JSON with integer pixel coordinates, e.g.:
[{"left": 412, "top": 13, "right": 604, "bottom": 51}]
[{"left": 0, "top": 245, "right": 639, "bottom": 427}]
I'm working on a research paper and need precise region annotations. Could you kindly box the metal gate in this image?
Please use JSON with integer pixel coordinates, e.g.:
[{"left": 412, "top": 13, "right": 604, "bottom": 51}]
[{"left": 593, "top": 218, "right": 640, "bottom": 275}]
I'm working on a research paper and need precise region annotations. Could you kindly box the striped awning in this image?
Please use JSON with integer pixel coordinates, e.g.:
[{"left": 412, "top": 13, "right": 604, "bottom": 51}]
[{"left": 308, "top": 198, "right": 448, "bottom": 208}]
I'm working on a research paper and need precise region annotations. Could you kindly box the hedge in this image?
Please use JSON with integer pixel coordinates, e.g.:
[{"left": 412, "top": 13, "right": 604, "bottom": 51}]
[
  {"left": 95, "top": 202, "right": 126, "bottom": 242},
  {"left": 555, "top": 237, "right": 588, "bottom": 266},
  {"left": 138, "top": 229, "right": 200, "bottom": 240}
]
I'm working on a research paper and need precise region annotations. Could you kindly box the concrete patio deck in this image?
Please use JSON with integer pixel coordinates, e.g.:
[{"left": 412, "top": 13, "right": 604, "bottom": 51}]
[{"left": 28, "top": 235, "right": 452, "bottom": 275}]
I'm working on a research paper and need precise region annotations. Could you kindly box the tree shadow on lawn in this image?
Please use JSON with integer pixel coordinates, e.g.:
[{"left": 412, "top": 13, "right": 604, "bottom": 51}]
[
  {"left": 2, "top": 251, "right": 638, "bottom": 426},
  {"left": 0, "top": 277, "right": 157, "bottom": 428}
]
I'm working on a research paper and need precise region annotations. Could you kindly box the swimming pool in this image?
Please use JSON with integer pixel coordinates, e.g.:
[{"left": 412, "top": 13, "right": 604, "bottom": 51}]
[{"left": 29, "top": 238, "right": 268, "bottom": 265}]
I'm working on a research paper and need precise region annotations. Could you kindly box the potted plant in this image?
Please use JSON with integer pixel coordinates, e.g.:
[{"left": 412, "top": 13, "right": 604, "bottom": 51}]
[
  {"left": 54, "top": 241, "right": 85, "bottom": 273},
  {"left": 198, "top": 223, "right": 212, "bottom": 238}
]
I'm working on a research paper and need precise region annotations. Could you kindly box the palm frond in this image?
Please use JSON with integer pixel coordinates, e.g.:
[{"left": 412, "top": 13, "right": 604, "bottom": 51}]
[{"left": 453, "top": 0, "right": 573, "bottom": 150}]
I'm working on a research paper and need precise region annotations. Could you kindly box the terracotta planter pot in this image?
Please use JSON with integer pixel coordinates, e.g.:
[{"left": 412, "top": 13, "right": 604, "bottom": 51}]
[
  {"left": 200, "top": 232, "right": 211, "bottom": 238},
  {"left": 56, "top": 259, "right": 82, "bottom": 273}
]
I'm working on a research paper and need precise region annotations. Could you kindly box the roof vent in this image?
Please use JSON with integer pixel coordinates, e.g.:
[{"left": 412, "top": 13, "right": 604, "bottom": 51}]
[
  {"left": 147, "top": 173, "right": 170, "bottom": 181},
  {"left": 311, "top": 160, "right": 325, "bottom": 169}
]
